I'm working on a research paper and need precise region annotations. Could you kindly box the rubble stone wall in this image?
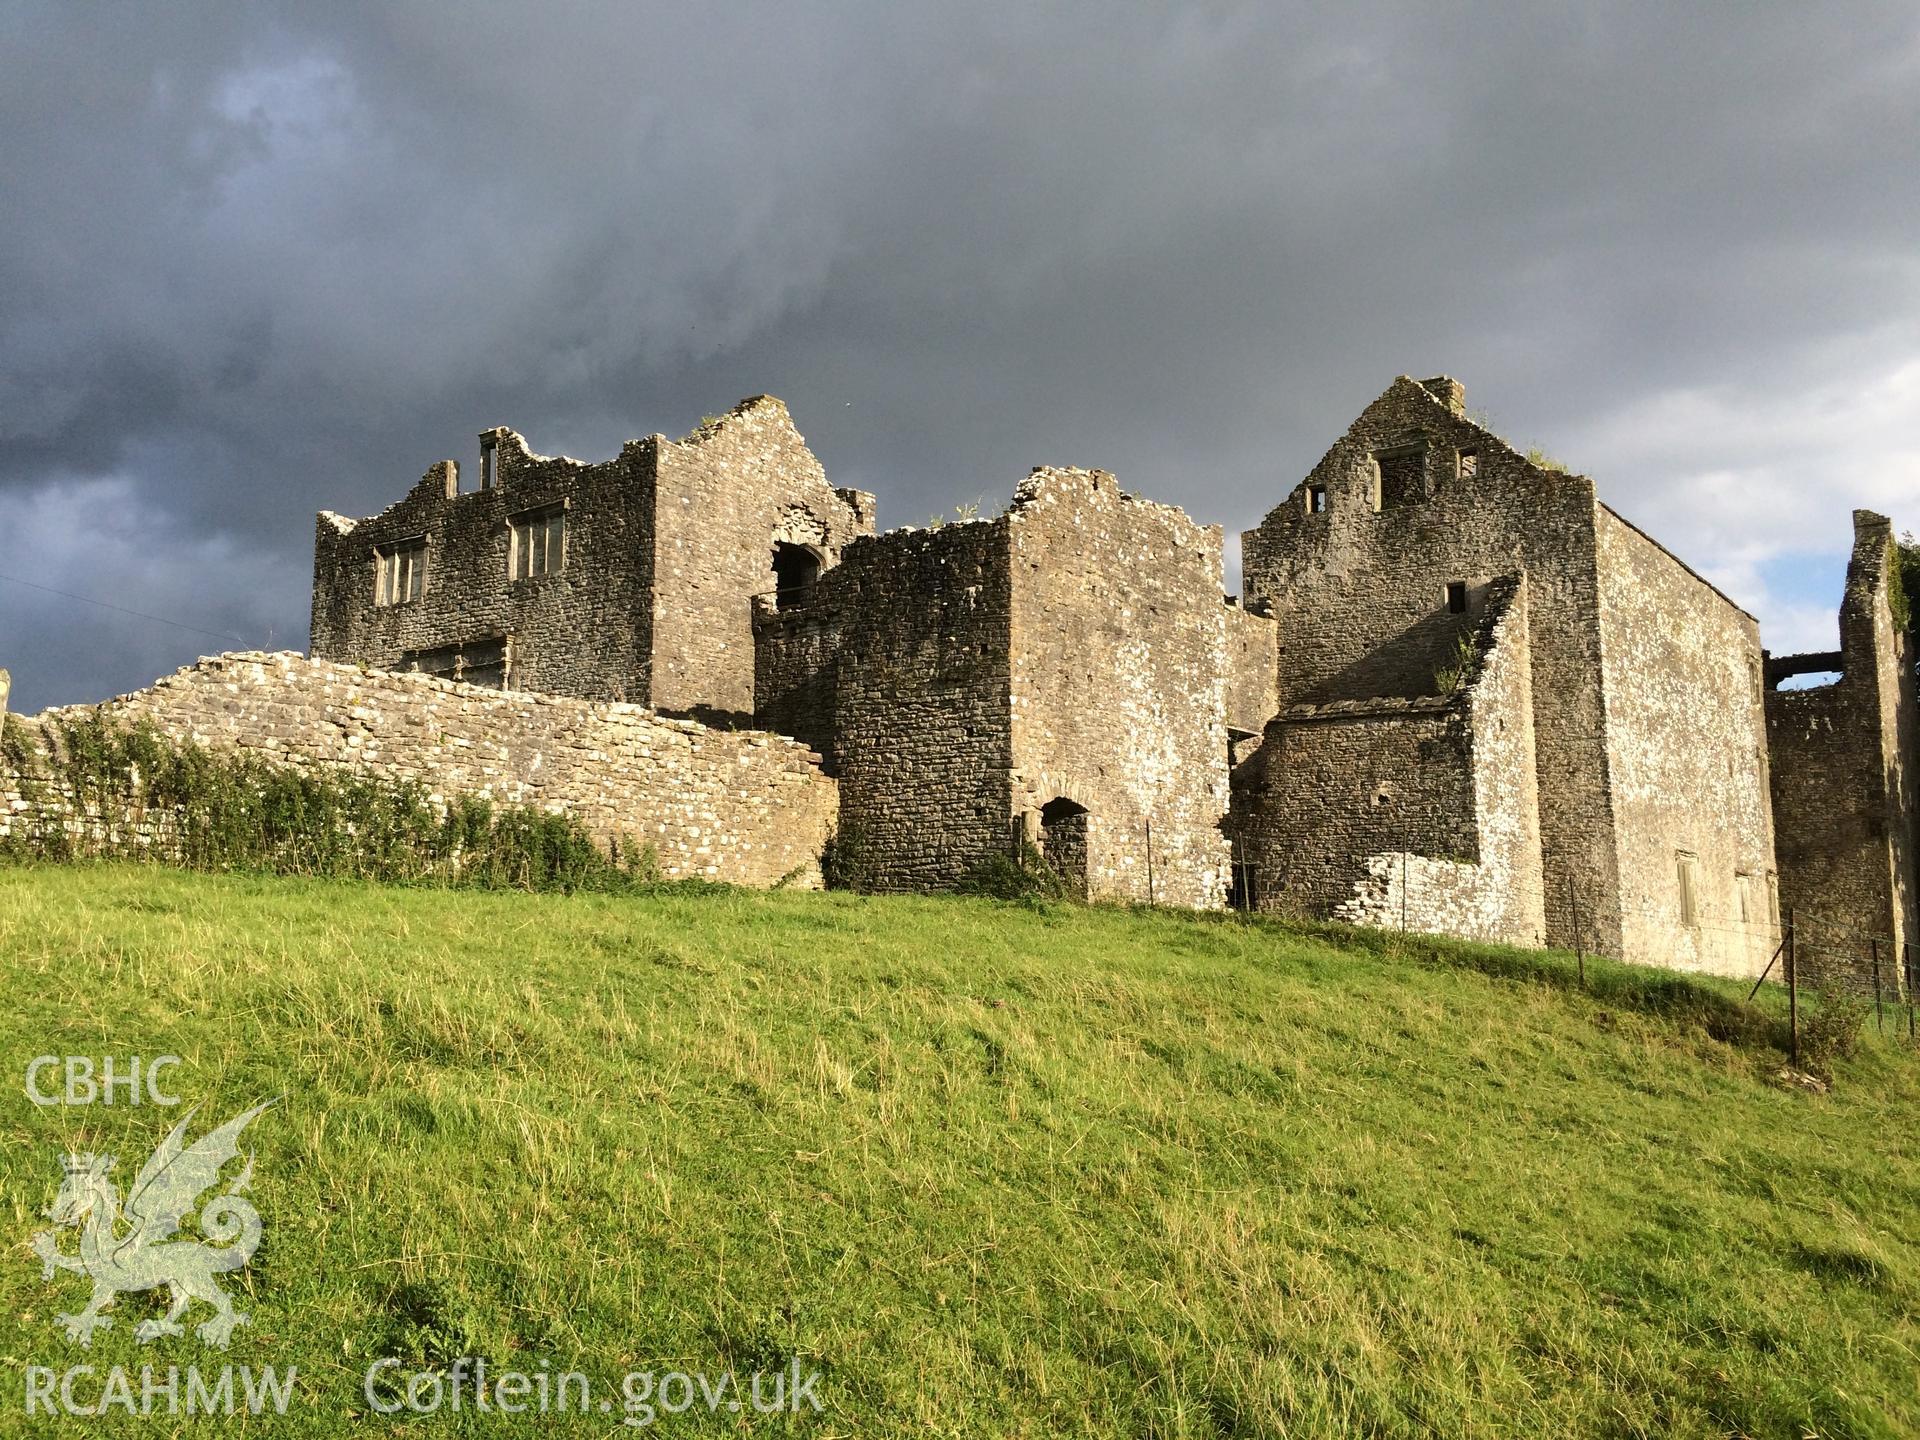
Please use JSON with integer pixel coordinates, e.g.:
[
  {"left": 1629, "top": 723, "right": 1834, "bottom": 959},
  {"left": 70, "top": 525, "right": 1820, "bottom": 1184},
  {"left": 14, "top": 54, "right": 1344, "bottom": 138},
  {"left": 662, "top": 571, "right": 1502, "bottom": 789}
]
[
  {"left": 755, "top": 522, "right": 1015, "bottom": 891},
  {"left": 1006, "top": 467, "right": 1233, "bottom": 908},
  {"left": 1594, "top": 508, "right": 1778, "bottom": 978},
  {"left": 1240, "top": 375, "right": 1780, "bottom": 973},
  {"left": 651, "top": 398, "right": 874, "bottom": 719},
  {"left": 3, "top": 653, "right": 837, "bottom": 887},
  {"left": 1766, "top": 511, "right": 1919, "bottom": 991},
  {"left": 310, "top": 433, "right": 659, "bottom": 703},
  {"left": 310, "top": 397, "right": 873, "bottom": 720},
  {"left": 1232, "top": 576, "right": 1545, "bottom": 945}
]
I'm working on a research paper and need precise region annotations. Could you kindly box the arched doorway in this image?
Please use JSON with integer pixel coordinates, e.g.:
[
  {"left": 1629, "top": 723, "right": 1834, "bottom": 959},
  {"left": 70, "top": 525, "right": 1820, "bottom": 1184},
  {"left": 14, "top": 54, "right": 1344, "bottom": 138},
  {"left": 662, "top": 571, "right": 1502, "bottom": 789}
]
[
  {"left": 1040, "top": 797, "right": 1090, "bottom": 899},
  {"left": 771, "top": 543, "right": 823, "bottom": 610}
]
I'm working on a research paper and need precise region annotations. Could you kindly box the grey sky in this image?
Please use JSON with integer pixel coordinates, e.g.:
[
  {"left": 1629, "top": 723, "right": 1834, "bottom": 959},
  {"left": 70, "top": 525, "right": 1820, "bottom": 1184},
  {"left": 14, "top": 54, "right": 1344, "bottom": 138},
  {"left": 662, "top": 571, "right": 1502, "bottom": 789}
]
[{"left": 3, "top": 3, "right": 1917, "bottom": 712}]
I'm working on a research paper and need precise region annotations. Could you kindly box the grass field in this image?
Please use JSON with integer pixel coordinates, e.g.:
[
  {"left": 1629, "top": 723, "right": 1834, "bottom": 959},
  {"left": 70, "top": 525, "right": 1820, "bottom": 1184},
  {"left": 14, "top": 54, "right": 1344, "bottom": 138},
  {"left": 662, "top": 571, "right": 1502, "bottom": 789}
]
[{"left": 1, "top": 863, "right": 1916, "bottom": 1437}]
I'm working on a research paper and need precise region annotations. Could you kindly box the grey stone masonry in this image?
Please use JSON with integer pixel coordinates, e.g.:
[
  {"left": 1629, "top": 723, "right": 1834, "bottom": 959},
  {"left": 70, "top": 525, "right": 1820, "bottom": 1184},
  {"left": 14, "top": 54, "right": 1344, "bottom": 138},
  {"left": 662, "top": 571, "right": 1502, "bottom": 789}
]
[
  {"left": 1241, "top": 376, "right": 1778, "bottom": 977},
  {"left": 754, "top": 466, "right": 1234, "bottom": 905},
  {"left": 311, "top": 396, "right": 873, "bottom": 720},
  {"left": 1231, "top": 575, "right": 1545, "bottom": 945},
  {"left": 4, "top": 652, "right": 838, "bottom": 887},
  {"left": 1765, "top": 511, "right": 1919, "bottom": 992}
]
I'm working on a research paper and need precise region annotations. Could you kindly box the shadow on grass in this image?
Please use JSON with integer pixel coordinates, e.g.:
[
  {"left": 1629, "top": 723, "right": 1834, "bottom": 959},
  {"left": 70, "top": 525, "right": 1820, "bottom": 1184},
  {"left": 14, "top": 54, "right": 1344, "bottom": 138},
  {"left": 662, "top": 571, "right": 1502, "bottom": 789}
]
[{"left": 1128, "top": 902, "right": 1796, "bottom": 1057}]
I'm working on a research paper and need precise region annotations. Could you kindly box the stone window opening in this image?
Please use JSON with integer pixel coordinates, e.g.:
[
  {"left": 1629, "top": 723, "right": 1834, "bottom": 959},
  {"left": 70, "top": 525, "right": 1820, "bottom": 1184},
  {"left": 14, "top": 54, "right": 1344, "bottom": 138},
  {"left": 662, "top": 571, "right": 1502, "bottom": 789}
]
[
  {"left": 509, "top": 504, "right": 566, "bottom": 581},
  {"left": 480, "top": 437, "right": 499, "bottom": 491},
  {"left": 1039, "top": 797, "right": 1090, "bottom": 900},
  {"left": 1446, "top": 581, "right": 1468, "bottom": 614},
  {"left": 1305, "top": 483, "right": 1329, "bottom": 515},
  {"left": 771, "top": 542, "right": 823, "bottom": 610},
  {"left": 403, "top": 635, "right": 510, "bottom": 690},
  {"left": 1372, "top": 444, "right": 1426, "bottom": 510},
  {"left": 1676, "top": 851, "right": 1700, "bottom": 927},
  {"left": 374, "top": 536, "right": 427, "bottom": 607},
  {"left": 1458, "top": 449, "right": 1479, "bottom": 479}
]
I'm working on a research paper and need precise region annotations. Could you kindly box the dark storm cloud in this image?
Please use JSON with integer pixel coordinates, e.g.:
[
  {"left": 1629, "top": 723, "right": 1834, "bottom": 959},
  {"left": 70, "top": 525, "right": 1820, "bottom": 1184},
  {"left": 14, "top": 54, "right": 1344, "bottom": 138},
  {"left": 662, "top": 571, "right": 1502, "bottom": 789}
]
[{"left": 3, "top": 2, "right": 1917, "bottom": 709}]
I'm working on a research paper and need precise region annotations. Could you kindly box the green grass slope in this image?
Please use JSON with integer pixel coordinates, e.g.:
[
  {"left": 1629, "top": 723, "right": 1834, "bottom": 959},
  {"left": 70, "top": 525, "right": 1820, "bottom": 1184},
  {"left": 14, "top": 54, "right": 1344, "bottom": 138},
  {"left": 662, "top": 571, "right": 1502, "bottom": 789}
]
[{"left": 1, "top": 864, "right": 1916, "bottom": 1437}]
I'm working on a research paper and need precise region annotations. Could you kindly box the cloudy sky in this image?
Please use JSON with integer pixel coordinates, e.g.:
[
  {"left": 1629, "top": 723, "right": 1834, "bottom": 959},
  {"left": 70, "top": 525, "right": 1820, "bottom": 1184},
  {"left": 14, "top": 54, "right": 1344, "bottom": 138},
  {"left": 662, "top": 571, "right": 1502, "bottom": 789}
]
[{"left": 3, "top": 3, "right": 1917, "bottom": 712}]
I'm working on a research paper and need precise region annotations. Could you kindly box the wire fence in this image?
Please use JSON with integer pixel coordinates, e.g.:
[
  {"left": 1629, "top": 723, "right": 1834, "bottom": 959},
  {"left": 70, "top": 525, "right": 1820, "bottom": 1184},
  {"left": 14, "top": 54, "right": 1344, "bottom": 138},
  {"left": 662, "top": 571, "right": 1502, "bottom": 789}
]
[{"left": 1221, "top": 841, "right": 1919, "bottom": 1054}]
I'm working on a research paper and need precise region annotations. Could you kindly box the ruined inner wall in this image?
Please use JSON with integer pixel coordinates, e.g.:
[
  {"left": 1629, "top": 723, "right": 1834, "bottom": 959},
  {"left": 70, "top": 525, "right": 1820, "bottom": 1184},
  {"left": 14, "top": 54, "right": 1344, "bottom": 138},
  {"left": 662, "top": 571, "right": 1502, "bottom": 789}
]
[
  {"left": 1225, "top": 600, "right": 1280, "bottom": 742},
  {"left": 1593, "top": 508, "right": 1778, "bottom": 977},
  {"left": 1006, "top": 468, "right": 1232, "bottom": 908},
  {"left": 1240, "top": 377, "right": 1623, "bottom": 954},
  {"left": 650, "top": 398, "right": 875, "bottom": 719},
  {"left": 756, "top": 522, "right": 1014, "bottom": 891},
  {"left": 1766, "top": 512, "right": 1918, "bottom": 982},
  {"left": 310, "top": 435, "right": 660, "bottom": 703},
  {"left": 1232, "top": 576, "right": 1544, "bottom": 945},
  {"left": 5, "top": 653, "right": 837, "bottom": 887}
]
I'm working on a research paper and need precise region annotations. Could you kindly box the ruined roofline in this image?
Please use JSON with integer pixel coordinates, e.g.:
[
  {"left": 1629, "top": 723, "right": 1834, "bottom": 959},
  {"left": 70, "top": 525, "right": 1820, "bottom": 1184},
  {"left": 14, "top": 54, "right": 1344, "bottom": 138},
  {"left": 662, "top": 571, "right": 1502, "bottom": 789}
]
[
  {"left": 1007, "top": 464, "right": 1221, "bottom": 547},
  {"left": 314, "top": 394, "right": 807, "bottom": 533},
  {"left": 1595, "top": 501, "right": 1758, "bottom": 626},
  {"left": 1406, "top": 374, "right": 1760, "bottom": 625},
  {"left": 1765, "top": 510, "right": 1904, "bottom": 684},
  {"left": 1263, "top": 374, "right": 1759, "bottom": 625}
]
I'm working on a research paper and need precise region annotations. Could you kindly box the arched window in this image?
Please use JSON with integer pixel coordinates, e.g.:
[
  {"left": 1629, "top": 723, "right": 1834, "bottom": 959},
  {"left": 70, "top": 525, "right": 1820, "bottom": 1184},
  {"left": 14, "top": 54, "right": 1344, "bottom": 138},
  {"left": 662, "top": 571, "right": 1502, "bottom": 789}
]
[{"left": 771, "top": 543, "right": 822, "bottom": 610}]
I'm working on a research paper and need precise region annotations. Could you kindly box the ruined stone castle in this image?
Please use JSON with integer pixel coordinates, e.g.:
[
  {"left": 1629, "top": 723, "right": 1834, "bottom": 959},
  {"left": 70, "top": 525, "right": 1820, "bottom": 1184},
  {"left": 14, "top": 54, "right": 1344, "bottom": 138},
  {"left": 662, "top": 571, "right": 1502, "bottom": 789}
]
[{"left": 6, "top": 377, "right": 1911, "bottom": 986}]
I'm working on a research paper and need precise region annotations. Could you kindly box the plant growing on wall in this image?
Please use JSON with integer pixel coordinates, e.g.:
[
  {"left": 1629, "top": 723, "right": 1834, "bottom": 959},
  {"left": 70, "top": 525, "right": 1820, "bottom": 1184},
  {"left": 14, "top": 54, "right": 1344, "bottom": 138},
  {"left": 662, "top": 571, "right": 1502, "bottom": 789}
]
[
  {"left": 0, "top": 713, "right": 666, "bottom": 894},
  {"left": 1433, "top": 632, "right": 1481, "bottom": 697}
]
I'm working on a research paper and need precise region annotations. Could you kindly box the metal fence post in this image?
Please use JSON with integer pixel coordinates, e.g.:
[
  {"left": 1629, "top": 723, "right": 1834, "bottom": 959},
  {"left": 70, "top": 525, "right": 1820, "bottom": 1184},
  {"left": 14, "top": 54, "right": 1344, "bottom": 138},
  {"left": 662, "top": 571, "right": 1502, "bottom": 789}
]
[
  {"left": 1873, "top": 938, "right": 1884, "bottom": 1036},
  {"left": 1568, "top": 874, "right": 1585, "bottom": 988},
  {"left": 1787, "top": 908, "right": 1799, "bottom": 1068}
]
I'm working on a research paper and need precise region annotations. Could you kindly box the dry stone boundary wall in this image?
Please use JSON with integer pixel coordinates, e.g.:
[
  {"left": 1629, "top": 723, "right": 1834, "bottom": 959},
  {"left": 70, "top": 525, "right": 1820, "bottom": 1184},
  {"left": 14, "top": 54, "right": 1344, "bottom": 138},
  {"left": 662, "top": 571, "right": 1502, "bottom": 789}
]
[{"left": 1, "top": 652, "right": 837, "bottom": 888}]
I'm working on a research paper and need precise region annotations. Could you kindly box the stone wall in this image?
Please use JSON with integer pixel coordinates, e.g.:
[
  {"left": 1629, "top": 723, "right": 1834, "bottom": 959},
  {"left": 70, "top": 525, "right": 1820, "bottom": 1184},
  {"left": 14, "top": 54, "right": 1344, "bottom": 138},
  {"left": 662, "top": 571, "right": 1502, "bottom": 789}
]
[
  {"left": 753, "top": 467, "right": 1235, "bottom": 905},
  {"left": 4, "top": 653, "right": 837, "bottom": 887},
  {"left": 1241, "top": 376, "right": 1622, "bottom": 954},
  {"left": 310, "top": 396, "right": 873, "bottom": 720},
  {"left": 651, "top": 397, "right": 875, "bottom": 719},
  {"left": 1006, "top": 467, "right": 1232, "bottom": 908},
  {"left": 1240, "top": 375, "right": 1778, "bottom": 973},
  {"left": 1225, "top": 600, "right": 1279, "bottom": 742},
  {"left": 755, "top": 521, "right": 1015, "bottom": 891},
  {"left": 1766, "top": 512, "right": 1919, "bottom": 992},
  {"left": 1231, "top": 576, "right": 1545, "bottom": 945},
  {"left": 1594, "top": 508, "right": 1778, "bottom": 978},
  {"left": 310, "top": 433, "right": 660, "bottom": 703}
]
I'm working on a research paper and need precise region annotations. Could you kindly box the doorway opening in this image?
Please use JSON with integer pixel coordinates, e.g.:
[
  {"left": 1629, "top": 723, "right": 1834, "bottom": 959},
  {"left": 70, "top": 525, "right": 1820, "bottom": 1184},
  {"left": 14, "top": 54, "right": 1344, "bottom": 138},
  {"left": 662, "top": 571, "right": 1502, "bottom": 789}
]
[{"left": 1039, "top": 797, "right": 1090, "bottom": 900}]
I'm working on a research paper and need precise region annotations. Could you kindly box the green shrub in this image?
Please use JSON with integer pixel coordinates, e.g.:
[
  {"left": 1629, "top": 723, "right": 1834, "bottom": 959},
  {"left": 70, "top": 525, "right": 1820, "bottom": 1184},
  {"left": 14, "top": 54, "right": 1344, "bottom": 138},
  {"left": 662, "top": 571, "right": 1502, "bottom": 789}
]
[
  {"left": 1798, "top": 982, "right": 1870, "bottom": 1079},
  {"left": 955, "top": 841, "right": 1067, "bottom": 902},
  {"left": 820, "top": 821, "right": 874, "bottom": 893}
]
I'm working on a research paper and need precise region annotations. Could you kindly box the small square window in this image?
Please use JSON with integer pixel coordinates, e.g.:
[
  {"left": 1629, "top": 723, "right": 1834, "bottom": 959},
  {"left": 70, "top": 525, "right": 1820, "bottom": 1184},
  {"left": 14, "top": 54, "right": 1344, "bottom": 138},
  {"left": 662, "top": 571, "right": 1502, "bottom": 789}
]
[
  {"left": 1458, "top": 449, "right": 1479, "bottom": 478},
  {"left": 509, "top": 505, "right": 566, "bottom": 580},
  {"left": 1306, "top": 483, "right": 1329, "bottom": 515},
  {"left": 374, "top": 537, "right": 427, "bottom": 606},
  {"left": 1445, "top": 581, "right": 1467, "bottom": 614},
  {"left": 1373, "top": 446, "right": 1426, "bottom": 509}
]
